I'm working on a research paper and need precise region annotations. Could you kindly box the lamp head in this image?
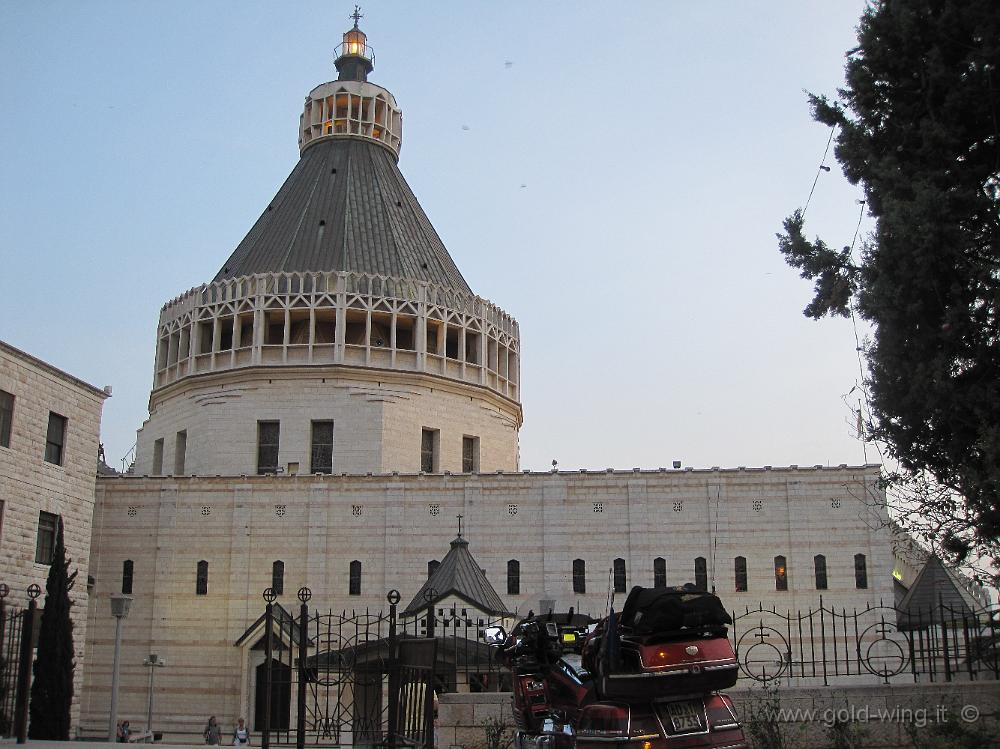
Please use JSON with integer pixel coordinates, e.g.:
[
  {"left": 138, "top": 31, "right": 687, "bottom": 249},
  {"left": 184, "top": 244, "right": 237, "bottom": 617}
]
[{"left": 110, "top": 593, "right": 133, "bottom": 618}]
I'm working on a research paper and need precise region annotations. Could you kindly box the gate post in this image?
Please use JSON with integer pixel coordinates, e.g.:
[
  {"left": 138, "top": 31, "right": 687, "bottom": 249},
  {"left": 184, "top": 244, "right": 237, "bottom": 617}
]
[
  {"left": 14, "top": 586, "right": 40, "bottom": 744},
  {"left": 296, "top": 588, "right": 311, "bottom": 749},
  {"left": 262, "top": 589, "right": 276, "bottom": 749},
  {"left": 386, "top": 590, "right": 401, "bottom": 749},
  {"left": 939, "top": 594, "right": 952, "bottom": 682},
  {"left": 819, "top": 595, "right": 828, "bottom": 686}
]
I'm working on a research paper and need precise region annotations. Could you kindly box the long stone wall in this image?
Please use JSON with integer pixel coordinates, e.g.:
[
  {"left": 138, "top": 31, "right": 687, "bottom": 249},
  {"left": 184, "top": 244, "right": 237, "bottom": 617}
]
[
  {"left": 80, "top": 465, "right": 894, "bottom": 736},
  {"left": 438, "top": 682, "right": 1000, "bottom": 749}
]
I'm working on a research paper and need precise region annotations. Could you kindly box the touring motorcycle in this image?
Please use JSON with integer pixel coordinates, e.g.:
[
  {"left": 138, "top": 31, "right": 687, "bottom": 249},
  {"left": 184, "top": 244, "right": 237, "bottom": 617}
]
[{"left": 482, "top": 586, "right": 747, "bottom": 749}]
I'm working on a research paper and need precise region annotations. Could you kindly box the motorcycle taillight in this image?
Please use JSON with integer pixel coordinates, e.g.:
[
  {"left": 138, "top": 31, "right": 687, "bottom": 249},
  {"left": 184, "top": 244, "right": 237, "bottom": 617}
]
[
  {"left": 705, "top": 694, "right": 740, "bottom": 731},
  {"left": 577, "top": 703, "right": 630, "bottom": 738}
]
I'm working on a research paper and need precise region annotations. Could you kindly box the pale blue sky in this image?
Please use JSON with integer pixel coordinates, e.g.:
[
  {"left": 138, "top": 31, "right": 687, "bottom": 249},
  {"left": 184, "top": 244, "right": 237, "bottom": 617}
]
[{"left": 1, "top": 1, "right": 876, "bottom": 472}]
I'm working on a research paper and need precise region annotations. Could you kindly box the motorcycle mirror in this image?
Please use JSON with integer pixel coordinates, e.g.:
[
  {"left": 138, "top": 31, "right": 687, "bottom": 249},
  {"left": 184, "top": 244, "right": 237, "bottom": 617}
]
[{"left": 482, "top": 626, "right": 507, "bottom": 645}]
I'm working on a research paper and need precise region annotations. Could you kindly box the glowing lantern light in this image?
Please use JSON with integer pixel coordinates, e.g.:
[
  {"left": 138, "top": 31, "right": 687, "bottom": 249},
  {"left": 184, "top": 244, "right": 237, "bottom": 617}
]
[{"left": 343, "top": 28, "right": 367, "bottom": 58}]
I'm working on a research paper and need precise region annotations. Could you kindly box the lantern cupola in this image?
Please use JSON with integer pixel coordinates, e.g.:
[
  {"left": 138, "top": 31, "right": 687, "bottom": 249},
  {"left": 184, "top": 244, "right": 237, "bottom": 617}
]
[
  {"left": 335, "top": 7, "right": 374, "bottom": 82},
  {"left": 299, "top": 7, "right": 401, "bottom": 157}
]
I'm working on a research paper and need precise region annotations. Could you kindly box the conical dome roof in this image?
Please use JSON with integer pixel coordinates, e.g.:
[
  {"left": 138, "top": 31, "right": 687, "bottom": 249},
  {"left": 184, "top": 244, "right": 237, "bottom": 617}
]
[{"left": 213, "top": 138, "right": 471, "bottom": 293}]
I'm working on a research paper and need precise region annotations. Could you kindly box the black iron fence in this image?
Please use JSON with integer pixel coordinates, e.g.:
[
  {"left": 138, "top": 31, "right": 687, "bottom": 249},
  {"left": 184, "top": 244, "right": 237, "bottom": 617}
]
[
  {"left": 256, "top": 588, "right": 510, "bottom": 749},
  {"left": 730, "top": 598, "right": 1000, "bottom": 685},
  {"left": 0, "top": 584, "right": 42, "bottom": 743}
]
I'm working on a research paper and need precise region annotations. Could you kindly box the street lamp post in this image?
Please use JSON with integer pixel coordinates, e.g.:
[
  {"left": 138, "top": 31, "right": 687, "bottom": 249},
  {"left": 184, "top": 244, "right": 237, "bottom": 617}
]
[
  {"left": 143, "top": 653, "right": 166, "bottom": 736},
  {"left": 108, "top": 594, "right": 133, "bottom": 741}
]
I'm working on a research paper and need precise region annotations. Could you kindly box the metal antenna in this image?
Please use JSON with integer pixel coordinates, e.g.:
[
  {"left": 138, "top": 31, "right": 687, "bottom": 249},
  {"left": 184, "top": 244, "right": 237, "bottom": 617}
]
[{"left": 711, "top": 486, "right": 721, "bottom": 594}]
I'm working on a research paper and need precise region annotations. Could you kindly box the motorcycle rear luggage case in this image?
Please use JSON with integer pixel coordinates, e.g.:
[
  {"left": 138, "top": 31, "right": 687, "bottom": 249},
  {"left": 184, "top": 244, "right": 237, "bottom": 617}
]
[{"left": 598, "top": 635, "right": 739, "bottom": 700}]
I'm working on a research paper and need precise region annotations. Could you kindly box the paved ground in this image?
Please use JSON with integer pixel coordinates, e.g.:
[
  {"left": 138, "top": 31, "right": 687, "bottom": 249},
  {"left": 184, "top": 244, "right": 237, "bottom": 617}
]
[{"left": 2, "top": 739, "right": 205, "bottom": 749}]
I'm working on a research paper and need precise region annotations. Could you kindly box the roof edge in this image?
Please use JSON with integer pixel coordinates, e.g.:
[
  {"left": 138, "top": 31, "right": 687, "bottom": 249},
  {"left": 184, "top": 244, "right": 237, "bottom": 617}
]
[{"left": 0, "top": 340, "right": 110, "bottom": 400}]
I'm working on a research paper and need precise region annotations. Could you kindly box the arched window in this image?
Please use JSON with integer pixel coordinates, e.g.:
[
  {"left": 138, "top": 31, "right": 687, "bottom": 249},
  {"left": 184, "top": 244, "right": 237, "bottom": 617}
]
[
  {"left": 196, "top": 560, "right": 208, "bottom": 595},
  {"left": 572, "top": 559, "right": 586, "bottom": 594},
  {"left": 694, "top": 557, "right": 708, "bottom": 592},
  {"left": 428, "top": 560, "right": 440, "bottom": 579},
  {"left": 774, "top": 555, "right": 788, "bottom": 591},
  {"left": 613, "top": 558, "right": 627, "bottom": 594},
  {"left": 734, "top": 556, "right": 747, "bottom": 592},
  {"left": 653, "top": 557, "right": 666, "bottom": 588},
  {"left": 272, "top": 560, "right": 284, "bottom": 595},
  {"left": 349, "top": 560, "right": 362, "bottom": 595},
  {"left": 507, "top": 560, "right": 520, "bottom": 595},
  {"left": 854, "top": 553, "right": 868, "bottom": 589},
  {"left": 122, "top": 560, "right": 134, "bottom": 595},
  {"left": 814, "top": 554, "right": 828, "bottom": 590}
]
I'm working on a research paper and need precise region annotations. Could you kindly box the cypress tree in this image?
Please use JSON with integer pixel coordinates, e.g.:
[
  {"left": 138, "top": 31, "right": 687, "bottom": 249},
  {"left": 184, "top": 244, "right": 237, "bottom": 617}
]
[
  {"left": 28, "top": 516, "right": 76, "bottom": 739},
  {"left": 777, "top": 0, "right": 1000, "bottom": 562}
]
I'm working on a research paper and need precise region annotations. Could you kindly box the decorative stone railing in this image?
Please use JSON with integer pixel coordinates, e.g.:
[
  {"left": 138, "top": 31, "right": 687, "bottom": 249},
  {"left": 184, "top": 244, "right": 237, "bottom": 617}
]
[{"left": 154, "top": 271, "right": 520, "bottom": 402}]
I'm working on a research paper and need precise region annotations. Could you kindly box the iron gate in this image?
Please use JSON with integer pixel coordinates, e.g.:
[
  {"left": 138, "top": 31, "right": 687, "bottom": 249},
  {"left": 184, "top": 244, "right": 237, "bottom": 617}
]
[
  {"left": 258, "top": 588, "right": 438, "bottom": 749},
  {"left": 0, "top": 583, "right": 42, "bottom": 743}
]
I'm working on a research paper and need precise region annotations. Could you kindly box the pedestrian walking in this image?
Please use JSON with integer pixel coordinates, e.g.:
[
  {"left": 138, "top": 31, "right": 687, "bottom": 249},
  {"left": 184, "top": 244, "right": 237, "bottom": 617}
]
[
  {"left": 204, "top": 716, "right": 222, "bottom": 745},
  {"left": 233, "top": 717, "right": 251, "bottom": 746}
]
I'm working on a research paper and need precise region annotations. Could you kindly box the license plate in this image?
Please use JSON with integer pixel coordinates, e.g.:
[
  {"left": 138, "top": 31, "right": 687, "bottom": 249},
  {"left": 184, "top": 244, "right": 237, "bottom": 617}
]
[{"left": 665, "top": 700, "right": 704, "bottom": 733}]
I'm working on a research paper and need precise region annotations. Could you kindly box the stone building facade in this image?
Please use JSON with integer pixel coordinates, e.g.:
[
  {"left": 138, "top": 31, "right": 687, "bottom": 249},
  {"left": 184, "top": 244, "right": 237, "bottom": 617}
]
[
  {"left": 77, "top": 19, "right": 894, "bottom": 742},
  {"left": 0, "top": 339, "right": 109, "bottom": 727},
  {"left": 79, "top": 465, "right": 892, "bottom": 738}
]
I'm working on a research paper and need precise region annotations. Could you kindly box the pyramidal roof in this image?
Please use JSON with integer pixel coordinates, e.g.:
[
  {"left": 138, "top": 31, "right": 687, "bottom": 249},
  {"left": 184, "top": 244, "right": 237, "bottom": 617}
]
[
  {"left": 897, "top": 555, "right": 986, "bottom": 629},
  {"left": 212, "top": 138, "right": 472, "bottom": 293},
  {"left": 403, "top": 536, "right": 513, "bottom": 617}
]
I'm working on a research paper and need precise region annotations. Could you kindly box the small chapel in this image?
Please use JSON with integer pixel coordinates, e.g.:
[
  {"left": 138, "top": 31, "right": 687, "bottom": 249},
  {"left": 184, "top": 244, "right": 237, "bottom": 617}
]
[{"left": 78, "top": 15, "right": 897, "bottom": 739}]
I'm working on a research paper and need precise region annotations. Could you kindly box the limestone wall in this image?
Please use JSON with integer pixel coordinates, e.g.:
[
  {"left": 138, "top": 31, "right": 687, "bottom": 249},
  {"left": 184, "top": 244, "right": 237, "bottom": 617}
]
[
  {"left": 0, "top": 340, "right": 108, "bottom": 732},
  {"left": 134, "top": 368, "right": 520, "bottom": 476},
  {"left": 79, "top": 465, "right": 893, "bottom": 737}
]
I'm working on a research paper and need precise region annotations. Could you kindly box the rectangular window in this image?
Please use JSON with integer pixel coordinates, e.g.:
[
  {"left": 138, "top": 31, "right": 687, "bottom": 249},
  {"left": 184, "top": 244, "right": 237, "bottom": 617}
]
[
  {"left": 613, "top": 558, "right": 627, "bottom": 593},
  {"left": 814, "top": 555, "right": 828, "bottom": 590},
  {"left": 152, "top": 438, "right": 164, "bottom": 474},
  {"left": 257, "top": 421, "right": 280, "bottom": 474},
  {"left": 735, "top": 556, "right": 748, "bottom": 592},
  {"left": 653, "top": 557, "right": 666, "bottom": 588},
  {"left": 174, "top": 430, "right": 187, "bottom": 475},
  {"left": 349, "top": 560, "right": 361, "bottom": 595},
  {"left": 122, "top": 560, "right": 134, "bottom": 595},
  {"left": 35, "top": 511, "right": 58, "bottom": 564},
  {"left": 462, "top": 436, "right": 479, "bottom": 473},
  {"left": 196, "top": 560, "right": 209, "bottom": 595},
  {"left": 272, "top": 560, "right": 284, "bottom": 595},
  {"left": 774, "top": 555, "right": 788, "bottom": 591},
  {"left": 854, "top": 553, "right": 868, "bottom": 589},
  {"left": 694, "top": 557, "right": 708, "bottom": 592},
  {"left": 0, "top": 390, "right": 13, "bottom": 448},
  {"left": 573, "top": 559, "right": 586, "bottom": 594},
  {"left": 507, "top": 560, "right": 520, "bottom": 595},
  {"left": 311, "top": 420, "right": 333, "bottom": 474},
  {"left": 44, "top": 412, "right": 67, "bottom": 465},
  {"left": 420, "top": 428, "right": 438, "bottom": 473}
]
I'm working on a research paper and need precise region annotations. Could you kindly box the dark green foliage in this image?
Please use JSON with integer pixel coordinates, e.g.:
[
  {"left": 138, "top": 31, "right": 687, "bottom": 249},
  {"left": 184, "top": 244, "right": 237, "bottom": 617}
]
[
  {"left": 28, "top": 516, "right": 76, "bottom": 739},
  {"left": 741, "top": 683, "right": 801, "bottom": 749},
  {"left": 778, "top": 0, "right": 1000, "bottom": 558},
  {"left": 905, "top": 716, "right": 1000, "bottom": 749}
]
